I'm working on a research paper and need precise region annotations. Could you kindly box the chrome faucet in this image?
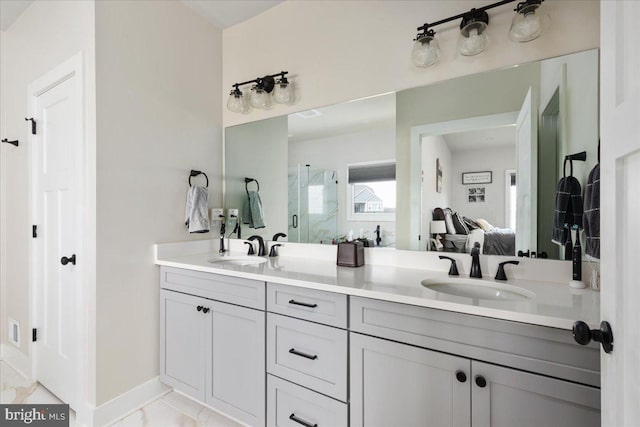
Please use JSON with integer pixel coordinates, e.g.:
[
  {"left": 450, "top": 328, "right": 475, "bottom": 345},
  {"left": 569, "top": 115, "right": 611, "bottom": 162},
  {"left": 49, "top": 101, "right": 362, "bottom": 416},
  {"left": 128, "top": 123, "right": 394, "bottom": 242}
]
[
  {"left": 470, "top": 242, "right": 482, "bottom": 278},
  {"left": 247, "top": 235, "right": 266, "bottom": 256}
]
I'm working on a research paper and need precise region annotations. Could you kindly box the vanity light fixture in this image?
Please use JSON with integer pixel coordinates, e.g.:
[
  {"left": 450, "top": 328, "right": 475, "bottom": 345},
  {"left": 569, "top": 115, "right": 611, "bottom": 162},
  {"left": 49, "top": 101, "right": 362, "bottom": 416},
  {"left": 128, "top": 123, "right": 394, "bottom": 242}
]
[
  {"left": 509, "top": 0, "right": 550, "bottom": 42},
  {"left": 227, "top": 71, "right": 292, "bottom": 114},
  {"left": 412, "top": 0, "right": 548, "bottom": 67}
]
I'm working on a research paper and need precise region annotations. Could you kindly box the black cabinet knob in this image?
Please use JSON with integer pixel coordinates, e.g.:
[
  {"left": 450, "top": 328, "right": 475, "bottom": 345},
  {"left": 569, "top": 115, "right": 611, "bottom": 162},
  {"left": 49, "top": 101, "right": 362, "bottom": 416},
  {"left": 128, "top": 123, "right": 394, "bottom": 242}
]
[
  {"left": 196, "top": 306, "right": 203, "bottom": 312},
  {"left": 455, "top": 371, "right": 467, "bottom": 383},
  {"left": 475, "top": 375, "right": 487, "bottom": 388},
  {"left": 202, "top": 307, "right": 210, "bottom": 314},
  {"left": 573, "top": 320, "right": 614, "bottom": 353},
  {"left": 60, "top": 254, "right": 76, "bottom": 266}
]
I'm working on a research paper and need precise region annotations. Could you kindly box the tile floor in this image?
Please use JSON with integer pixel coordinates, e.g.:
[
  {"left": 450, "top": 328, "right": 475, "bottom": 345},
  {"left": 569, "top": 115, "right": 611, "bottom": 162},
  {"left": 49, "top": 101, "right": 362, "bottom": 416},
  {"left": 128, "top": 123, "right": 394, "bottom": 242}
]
[{"left": 1, "top": 361, "right": 242, "bottom": 427}]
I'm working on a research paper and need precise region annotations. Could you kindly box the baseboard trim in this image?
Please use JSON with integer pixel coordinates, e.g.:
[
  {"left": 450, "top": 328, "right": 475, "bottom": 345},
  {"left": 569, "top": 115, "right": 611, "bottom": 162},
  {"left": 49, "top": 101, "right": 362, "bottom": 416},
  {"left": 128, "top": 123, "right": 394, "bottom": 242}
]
[
  {"left": 88, "top": 377, "right": 170, "bottom": 427},
  {"left": 0, "top": 343, "right": 32, "bottom": 379}
]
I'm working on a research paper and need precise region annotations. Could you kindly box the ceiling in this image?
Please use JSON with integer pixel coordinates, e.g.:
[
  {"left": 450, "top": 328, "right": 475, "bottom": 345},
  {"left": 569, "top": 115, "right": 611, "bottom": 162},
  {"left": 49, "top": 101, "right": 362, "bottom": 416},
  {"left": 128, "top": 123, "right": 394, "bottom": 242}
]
[
  {"left": 288, "top": 93, "right": 396, "bottom": 144},
  {"left": 180, "top": 0, "right": 282, "bottom": 29},
  {"left": 443, "top": 126, "right": 516, "bottom": 152},
  {"left": 0, "top": 0, "right": 282, "bottom": 31},
  {"left": 0, "top": 0, "right": 33, "bottom": 30}
]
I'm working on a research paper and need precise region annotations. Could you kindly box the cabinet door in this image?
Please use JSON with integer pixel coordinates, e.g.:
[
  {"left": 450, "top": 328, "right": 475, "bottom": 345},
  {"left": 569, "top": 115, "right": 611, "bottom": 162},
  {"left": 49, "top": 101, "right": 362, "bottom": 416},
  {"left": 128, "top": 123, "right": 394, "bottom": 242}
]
[
  {"left": 472, "top": 361, "right": 600, "bottom": 427},
  {"left": 206, "top": 301, "right": 266, "bottom": 427},
  {"left": 350, "top": 333, "right": 471, "bottom": 427},
  {"left": 160, "top": 289, "right": 208, "bottom": 400}
]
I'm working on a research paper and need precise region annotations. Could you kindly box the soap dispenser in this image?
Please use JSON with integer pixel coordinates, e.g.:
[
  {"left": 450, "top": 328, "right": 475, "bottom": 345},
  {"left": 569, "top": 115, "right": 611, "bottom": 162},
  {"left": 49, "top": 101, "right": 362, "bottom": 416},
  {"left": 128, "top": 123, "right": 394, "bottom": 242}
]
[{"left": 569, "top": 226, "right": 586, "bottom": 288}]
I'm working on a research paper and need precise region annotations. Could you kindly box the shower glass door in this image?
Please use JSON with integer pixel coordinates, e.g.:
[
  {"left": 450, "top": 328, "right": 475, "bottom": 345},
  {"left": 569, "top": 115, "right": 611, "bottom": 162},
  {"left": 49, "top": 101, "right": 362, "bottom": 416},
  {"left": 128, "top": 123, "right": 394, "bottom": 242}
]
[{"left": 288, "top": 165, "right": 338, "bottom": 243}]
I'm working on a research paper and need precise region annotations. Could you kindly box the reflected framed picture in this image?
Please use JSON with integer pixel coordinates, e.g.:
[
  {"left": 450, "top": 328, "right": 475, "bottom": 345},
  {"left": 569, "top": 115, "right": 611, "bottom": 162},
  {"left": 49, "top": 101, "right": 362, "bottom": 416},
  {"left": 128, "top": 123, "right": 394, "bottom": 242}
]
[
  {"left": 468, "top": 186, "right": 485, "bottom": 203},
  {"left": 436, "top": 158, "right": 443, "bottom": 193},
  {"left": 462, "top": 171, "right": 492, "bottom": 185}
]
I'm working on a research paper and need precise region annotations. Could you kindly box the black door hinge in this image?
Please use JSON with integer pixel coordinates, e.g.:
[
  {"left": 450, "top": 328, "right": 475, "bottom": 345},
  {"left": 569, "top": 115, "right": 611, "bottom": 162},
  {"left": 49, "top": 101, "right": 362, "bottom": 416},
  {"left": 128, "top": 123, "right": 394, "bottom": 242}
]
[
  {"left": 32, "top": 225, "right": 37, "bottom": 238},
  {"left": 32, "top": 328, "right": 37, "bottom": 342}
]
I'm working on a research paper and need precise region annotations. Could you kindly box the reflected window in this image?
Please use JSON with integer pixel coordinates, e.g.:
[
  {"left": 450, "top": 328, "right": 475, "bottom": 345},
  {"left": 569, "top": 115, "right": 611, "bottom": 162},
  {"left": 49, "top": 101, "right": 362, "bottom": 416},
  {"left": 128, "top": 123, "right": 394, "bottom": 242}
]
[{"left": 347, "top": 162, "right": 396, "bottom": 221}]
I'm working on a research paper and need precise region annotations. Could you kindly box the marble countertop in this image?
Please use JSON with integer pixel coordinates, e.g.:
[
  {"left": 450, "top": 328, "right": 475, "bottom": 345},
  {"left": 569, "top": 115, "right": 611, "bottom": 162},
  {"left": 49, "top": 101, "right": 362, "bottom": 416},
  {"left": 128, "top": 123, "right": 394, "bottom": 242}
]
[{"left": 154, "top": 242, "right": 600, "bottom": 331}]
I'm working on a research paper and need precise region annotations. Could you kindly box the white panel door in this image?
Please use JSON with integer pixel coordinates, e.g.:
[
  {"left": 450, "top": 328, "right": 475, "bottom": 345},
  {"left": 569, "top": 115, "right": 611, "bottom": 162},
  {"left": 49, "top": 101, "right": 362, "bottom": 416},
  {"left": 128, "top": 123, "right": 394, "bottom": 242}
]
[
  {"left": 600, "top": 2, "right": 640, "bottom": 425},
  {"left": 32, "top": 74, "right": 81, "bottom": 406},
  {"left": 515, "top": 87, "right": 538, "bottom": 255}
]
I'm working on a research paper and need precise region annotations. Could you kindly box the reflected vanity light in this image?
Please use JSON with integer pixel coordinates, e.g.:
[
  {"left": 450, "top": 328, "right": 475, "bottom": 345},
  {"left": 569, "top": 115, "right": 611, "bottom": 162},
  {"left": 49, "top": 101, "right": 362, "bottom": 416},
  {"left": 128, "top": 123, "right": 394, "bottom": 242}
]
[
  {"left": 227, "top": 71, "right": 293, "bottom": 114},
  {"left": 412, "top": 0, "right": 549, "bottom": 68}
]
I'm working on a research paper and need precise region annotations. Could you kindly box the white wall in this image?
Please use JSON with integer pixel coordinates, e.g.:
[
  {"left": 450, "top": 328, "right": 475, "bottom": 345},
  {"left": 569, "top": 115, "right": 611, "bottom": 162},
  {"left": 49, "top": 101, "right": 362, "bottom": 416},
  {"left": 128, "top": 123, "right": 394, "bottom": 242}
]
[
  {"left": 94, "top": 0, "right": 222, "bottom": 405},
  {"left": 0, "top": 2, "right": 97, "bottom": 405},
  {"left": 451, "top": 145, "right": 516, "bottom": 228},
  {"left": 225, "top": 116, "right": 289, "bottom": 240},
  {"left": 222, "top": 0, "right": 598, "bottom": 250},
  {"left": 289, "top": 126, "right": 396, "bottom": 246},
  {"left": 421, "top": 135, "right": 452, "bottom": 247}
]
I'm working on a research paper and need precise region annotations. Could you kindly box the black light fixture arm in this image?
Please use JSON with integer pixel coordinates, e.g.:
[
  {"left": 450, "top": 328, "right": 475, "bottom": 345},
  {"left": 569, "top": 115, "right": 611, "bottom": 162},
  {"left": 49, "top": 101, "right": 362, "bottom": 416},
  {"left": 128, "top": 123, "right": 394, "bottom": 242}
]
[
  {"left": 416, "top": 0, "right": 541, "bottom": 37},
  {"left": 231, "top": 71, "right": 289, "bottom": 93}
]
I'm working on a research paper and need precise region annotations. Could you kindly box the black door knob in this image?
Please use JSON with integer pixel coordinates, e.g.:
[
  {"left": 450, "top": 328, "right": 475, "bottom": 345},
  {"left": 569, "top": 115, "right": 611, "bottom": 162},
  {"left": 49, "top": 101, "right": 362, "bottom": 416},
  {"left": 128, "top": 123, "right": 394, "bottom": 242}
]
[
  {"left": 60, "top": 254, "right": 76, "bottom": 266},
  {"left": 572, "top": 320, "right": 614, "bottom": 354},
  {"left": 202, "top": 307, "right": 210, "bottom": 314},
  {"left": 455, "top": 371, "right": 467, "bottom": 383},
  {"left": 475, "top": 375, "right": 487, "bottom": 388},
  {"left": 196, "top": 306, "right": 203, "bottom": 312}
]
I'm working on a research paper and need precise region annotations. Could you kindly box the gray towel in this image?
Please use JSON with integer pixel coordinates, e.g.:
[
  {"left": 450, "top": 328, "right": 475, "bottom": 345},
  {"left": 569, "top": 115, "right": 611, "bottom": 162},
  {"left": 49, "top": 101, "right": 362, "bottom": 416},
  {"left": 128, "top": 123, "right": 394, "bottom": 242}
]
[
  {"left": 243, "top": 190, "right": 265, "bottom": 229},
  {"left": 185, "top": 186, "right": 210, "bottom": 233},
  {"left": 583, "top": 164, "right": 600, "bottom": 258}
]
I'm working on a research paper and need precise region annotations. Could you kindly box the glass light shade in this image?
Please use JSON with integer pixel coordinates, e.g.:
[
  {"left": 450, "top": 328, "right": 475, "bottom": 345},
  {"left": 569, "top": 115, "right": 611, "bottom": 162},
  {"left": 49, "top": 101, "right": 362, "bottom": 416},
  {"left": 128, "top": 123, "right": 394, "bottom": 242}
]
[
  {"left": 458, "top": 21, "right": 489, "bottom": 56},
  {"left": 411, "top": 34, "right": 440, "bottom": 68},
  {"left": 509, "top": 3, "right": 550, "bottom": 42},
  {"left": 249, "top": 86, "right": 272, "bottom": 109},
  {"left": 226, "top": 90, "right": 249, "bottom": 114},
  {"left": 273, "top": 80, "right": 293, "bottom": 104}
]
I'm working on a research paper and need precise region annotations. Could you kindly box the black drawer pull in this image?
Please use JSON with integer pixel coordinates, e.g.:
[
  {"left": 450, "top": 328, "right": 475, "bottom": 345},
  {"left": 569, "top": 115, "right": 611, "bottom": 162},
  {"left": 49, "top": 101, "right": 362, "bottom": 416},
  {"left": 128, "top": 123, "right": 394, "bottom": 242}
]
[
  {"left": 288, "top": 299, "right": 318, "bottom": 308},
  {"left": 196, "top": 306, "right": 203, "bottom": 312},
  {"left": 202, "top": 307, "right": 210, "bottom": 314},
  {"left": 289, "top": 413, "right": 317, "bottom": 427},
  {"left": 289, "top": 348, "right": 318, "bottom": 360},
  {"left": 475, "top": 375, "right": 487, "bottom": 388},
  {"left": 455, "top": 371, "right": 467, "bottom": 383}
]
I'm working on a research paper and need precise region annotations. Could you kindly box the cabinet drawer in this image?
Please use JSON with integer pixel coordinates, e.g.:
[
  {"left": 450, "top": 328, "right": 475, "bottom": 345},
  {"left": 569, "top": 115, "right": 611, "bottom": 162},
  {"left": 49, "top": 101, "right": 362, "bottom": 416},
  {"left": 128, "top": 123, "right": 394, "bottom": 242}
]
[
  {"left": 267, "top": 375, "right": 348, "bottom": 427},
  {"left": 267, "top": 313, "right": 347, "bottom": 401},
  {"left": 161, "top": 266, "right": 265, "bottom": 310},
  {"left": 350, "top": 296, "right": 600, "bottom": 387},
  {"left": 267, "top": 283, "right": 347, "bottom": 328}
]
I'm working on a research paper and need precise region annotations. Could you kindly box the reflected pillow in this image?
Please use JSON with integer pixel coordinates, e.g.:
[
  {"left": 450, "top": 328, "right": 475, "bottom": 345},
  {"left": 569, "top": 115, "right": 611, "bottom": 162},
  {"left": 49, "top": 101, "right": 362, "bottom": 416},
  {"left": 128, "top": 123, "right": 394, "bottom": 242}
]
[
  {"left": 463, "top": 216, "right": 480, "bottom": 230},
  {"left": 452, "top": 212, "right": 469, "bottom": 235},
  {"left": 443, "top": 208, "right": 457, "bottom": 235},
  {"left": 476, "top": 218, "right": 494, "bottom": 232}
]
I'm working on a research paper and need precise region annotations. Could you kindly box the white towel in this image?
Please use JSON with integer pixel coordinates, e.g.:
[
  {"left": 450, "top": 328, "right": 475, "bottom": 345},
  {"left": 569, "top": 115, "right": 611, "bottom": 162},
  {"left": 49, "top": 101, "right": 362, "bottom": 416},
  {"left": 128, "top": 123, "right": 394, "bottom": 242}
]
[{"left": 185, "top": 186, "right": 210, "bottom": 233}]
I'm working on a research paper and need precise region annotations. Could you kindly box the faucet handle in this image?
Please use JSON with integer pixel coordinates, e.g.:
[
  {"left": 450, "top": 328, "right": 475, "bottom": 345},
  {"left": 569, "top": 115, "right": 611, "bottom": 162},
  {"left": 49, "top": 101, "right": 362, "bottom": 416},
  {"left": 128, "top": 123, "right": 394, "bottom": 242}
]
[
  {"left": 439, "top": 256, "right": 460, "bottom": 276},
  {"left": 495, "top": 260, "right": 520, "bottom": 281},
  {"left": 269, "top": 243, "right": 283, "bottom": 257},
  {"left": 244, "top": 241, "right": 255, "bottom": 255}
]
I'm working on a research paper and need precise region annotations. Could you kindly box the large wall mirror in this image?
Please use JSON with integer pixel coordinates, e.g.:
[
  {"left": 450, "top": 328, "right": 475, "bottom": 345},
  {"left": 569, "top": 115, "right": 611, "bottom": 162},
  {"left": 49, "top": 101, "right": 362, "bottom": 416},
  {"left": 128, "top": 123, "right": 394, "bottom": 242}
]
[{"left": 224, "top": 49, "right": 599, "bottom": 261}]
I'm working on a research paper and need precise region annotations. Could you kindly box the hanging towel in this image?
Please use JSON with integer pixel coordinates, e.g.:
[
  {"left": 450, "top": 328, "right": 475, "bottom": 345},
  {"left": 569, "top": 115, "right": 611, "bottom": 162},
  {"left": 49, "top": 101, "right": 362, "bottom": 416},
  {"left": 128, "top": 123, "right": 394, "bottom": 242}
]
[
  {"left": 243, "top": 190, "right": 265, "bottom": 229},
  {"left": 185, "top": 186, "right": 210, "bottom": 233},
  {"left": 583, "top": 164, "right": 600, "bottom": 258},
  {"left": 552, "top": 175, "right": 583, "bottom": 245}
]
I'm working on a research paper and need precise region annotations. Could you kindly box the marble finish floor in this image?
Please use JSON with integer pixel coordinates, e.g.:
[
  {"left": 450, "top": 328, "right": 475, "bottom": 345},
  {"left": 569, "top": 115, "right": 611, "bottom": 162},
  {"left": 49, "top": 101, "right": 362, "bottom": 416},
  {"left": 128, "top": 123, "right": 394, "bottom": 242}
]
[{"left": 1, "top": 361, "right": 242, "bottom": 427}]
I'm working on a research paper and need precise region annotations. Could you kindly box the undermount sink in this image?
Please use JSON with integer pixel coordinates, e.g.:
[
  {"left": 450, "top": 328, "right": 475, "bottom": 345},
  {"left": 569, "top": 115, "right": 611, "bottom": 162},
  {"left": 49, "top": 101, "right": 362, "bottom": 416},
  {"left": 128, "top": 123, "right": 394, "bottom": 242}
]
[
  {"left": 421, "top": 278, "right": 535, "bottom": 301},
  {"left": 208, "top": 257, "right": 267, "bottom": 266}
]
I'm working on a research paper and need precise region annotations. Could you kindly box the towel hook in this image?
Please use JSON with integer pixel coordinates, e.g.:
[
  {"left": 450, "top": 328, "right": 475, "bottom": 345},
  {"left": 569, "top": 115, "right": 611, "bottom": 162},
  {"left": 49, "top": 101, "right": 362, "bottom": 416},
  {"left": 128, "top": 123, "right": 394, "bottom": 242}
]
[
  {"left": 189, "top": 170, "right": 209, "bottom": 187},
  {"left": 245, "top": 177, "right": 259, "bottom": 195},
  {"left": 563, "top": 151, "right": 587, "bottom": 178}
]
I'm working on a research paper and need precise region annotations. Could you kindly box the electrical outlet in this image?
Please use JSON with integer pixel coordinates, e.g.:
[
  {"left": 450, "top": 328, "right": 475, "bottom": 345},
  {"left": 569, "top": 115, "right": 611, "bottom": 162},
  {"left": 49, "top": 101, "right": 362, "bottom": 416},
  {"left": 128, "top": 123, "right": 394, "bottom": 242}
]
[
  {"left": 210, "top": 208, "right": 224, "bottom": 218},
  {"left": 227, "top": 208, "right": 239, "bottom": 218}
]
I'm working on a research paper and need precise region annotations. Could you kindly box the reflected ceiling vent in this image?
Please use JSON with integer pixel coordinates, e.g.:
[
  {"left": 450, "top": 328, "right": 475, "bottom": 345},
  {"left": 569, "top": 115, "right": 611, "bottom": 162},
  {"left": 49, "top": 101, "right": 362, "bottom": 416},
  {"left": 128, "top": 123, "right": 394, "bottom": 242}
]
[{"left": 295, "top": 109, "right": 322, "bottom": 119}]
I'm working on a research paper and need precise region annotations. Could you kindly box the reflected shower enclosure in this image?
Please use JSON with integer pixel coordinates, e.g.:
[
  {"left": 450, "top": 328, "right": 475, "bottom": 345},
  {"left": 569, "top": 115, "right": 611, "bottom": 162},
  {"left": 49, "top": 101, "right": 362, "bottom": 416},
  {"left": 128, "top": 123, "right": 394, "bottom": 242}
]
[{"left": 288, "top": 165, "right": 338, "bottom": 243}]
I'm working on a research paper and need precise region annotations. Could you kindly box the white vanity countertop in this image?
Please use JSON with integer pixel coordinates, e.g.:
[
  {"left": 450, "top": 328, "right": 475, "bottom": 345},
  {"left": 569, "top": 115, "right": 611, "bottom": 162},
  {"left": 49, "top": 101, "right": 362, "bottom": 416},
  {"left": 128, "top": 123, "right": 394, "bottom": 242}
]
[{"left": 155, "top": 242, "right": 600, "bottom": 331}]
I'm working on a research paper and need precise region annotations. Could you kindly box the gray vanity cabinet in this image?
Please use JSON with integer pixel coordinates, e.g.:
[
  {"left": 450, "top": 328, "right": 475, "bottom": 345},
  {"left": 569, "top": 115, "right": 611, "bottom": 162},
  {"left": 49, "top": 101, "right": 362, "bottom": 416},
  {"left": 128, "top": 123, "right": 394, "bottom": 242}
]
[
  {"left": 160, "top": 267, "right": 266, "bottom": 427},
  {"left": 350, "top": 332, "right": 472, "bottom": 427},
  {"left": 471, "top": 361, "right": 600, "bottom": 427}
]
